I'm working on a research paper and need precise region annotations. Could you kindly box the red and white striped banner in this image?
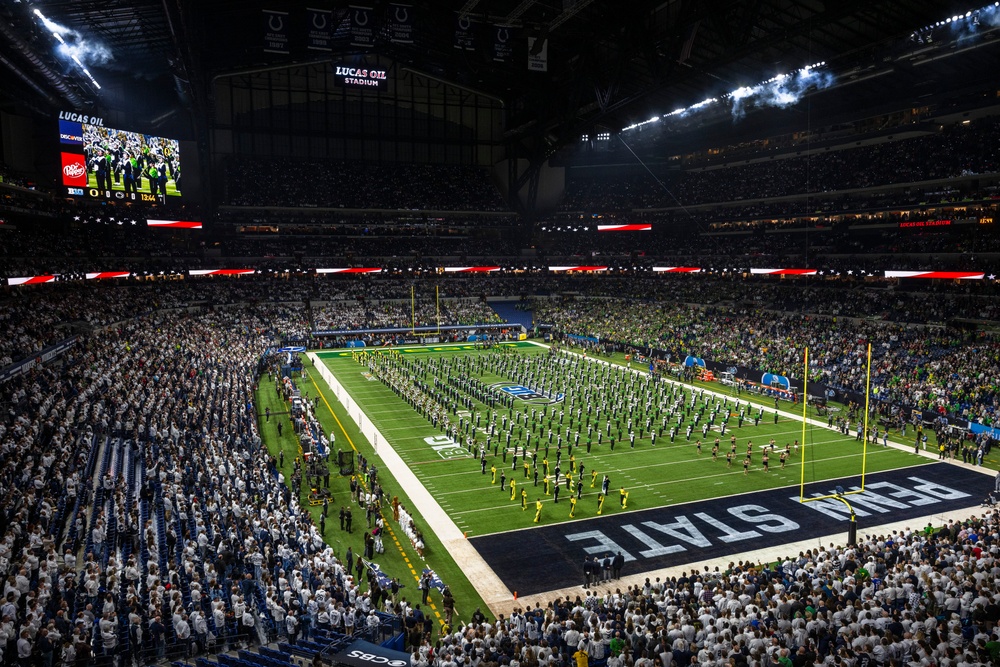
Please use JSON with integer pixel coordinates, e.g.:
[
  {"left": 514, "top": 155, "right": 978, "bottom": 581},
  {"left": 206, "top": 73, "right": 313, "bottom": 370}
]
[
  {"left": 86, "top": 272, "right": 131, "bottom": 280},
  {"left": 750, "top": 268, "right": 818, "bottom": 276},
  {"left": 188, "top": 269, "right": 256, "bottom": 276},
  {"left": 884, "top": 271, "right": 984, "bottom": 280},
  {"left": 597, "top": 224, "right": 651, "bottom": 232},
  {"left": 442, "top": 266, "right": 501, "bottom": 273},
  {"left": 7, "top": 275, "right": 56, "bottom": 286},
  {"left": 315, "top": 268, "right": 383, "bottom": 274},
  {"left": 548, "top": 266, "right": 609, "bottom": 272},
  {"left": 652, "top": 267, "right": 702, "bottom": 273},
  {"left": 147, "top": 219, "right": 203, "bottom": 229}
]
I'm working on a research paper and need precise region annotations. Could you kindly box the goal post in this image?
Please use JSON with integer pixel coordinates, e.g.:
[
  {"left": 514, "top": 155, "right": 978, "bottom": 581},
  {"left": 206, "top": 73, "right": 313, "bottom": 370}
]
[{"left": 798, "top": 342, "right": 872, "bottom": 504}]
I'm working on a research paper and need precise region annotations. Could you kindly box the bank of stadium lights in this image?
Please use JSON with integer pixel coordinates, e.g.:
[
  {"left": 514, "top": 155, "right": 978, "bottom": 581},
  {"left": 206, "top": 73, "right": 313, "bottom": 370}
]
[
  {"left": 622, "top": 61, "right": 828, "bottom": 131},
  {"left": 32, "top": 8, "right": 102, "bottom": 90},
  {"left": 621, "top": 116, "right": 660, "bottom": 132},
  {"left": 911, "top": 3, "right": 1000, "bottom": 39}
]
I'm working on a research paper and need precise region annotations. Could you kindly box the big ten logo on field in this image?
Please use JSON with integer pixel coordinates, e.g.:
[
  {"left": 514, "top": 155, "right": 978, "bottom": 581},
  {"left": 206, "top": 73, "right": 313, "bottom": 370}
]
[
  {"left": 494, "top": 382, "right": 565, "bottom": 404},
  {"left": 424, "top": 435, "right": 471, "bottom": 460}
]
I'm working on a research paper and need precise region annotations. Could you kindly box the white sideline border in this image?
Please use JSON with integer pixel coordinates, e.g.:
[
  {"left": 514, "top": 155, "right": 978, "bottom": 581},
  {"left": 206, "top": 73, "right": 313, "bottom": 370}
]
[{"left": 307, "top": 351, "right": 514, "bottom": 611}]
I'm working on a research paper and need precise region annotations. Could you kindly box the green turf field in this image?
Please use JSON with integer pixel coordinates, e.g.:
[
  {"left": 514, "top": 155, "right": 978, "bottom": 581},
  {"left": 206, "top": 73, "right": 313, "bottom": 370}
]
[
  {"left": 255, "top": 339, "right": 994, "bottom": 627},
  {"left": 314, "top": 341, "right": 926, "bottom": 538}
]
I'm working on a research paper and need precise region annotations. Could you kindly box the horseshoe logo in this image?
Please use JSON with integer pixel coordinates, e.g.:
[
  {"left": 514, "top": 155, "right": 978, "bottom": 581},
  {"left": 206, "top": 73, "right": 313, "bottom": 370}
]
[
  {"left": 497, "top": 27, "right": 509, "bottom": 43},
  {"left": 268, "top": 14, "right": 284, "bottom": 31},
  {"left": 458, "top": 17, "right": 471, "bottom": 30},
  {"left": 312, "top": 12, "right": 328, "bottom": 29},
  {"left": 354, "top": 9, "right": 369, "bottom": 26},
  {"left": 395, "top": 7, "right": 409, "bottom": 22}
]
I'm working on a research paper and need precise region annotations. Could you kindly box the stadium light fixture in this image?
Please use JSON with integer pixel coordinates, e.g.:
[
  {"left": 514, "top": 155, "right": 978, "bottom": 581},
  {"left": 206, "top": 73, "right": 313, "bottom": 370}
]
[{"left": 32, "top": 7, "right": 102, "bottom": 90}]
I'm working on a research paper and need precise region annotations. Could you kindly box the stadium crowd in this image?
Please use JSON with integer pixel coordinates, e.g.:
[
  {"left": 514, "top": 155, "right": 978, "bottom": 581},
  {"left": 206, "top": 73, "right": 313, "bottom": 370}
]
[
  {"left": 0, "top": 274, "right": 996, "bottom": 667},
  {"left": 312, "top": 299, "right": 503, "bottom": 331},
  {"left": 0, "top": 288, "right": 425, "bottom": 667}
]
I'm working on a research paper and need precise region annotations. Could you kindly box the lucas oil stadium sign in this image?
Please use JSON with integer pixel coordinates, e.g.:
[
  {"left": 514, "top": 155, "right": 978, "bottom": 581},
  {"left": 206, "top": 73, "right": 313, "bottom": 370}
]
[{"left": 334, "top": 65, "right": 388, "bottom": 89}]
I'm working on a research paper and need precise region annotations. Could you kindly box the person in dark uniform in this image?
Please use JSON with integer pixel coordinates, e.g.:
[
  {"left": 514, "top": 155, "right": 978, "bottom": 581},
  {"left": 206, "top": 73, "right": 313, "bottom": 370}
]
[
  {"left": 157, "top": 162, "right": 168, "bottom": 195},
  {"left": 612, "top": 551, "right": 624, "bottom": 579},
  {"left": 122, "top": 154, "right": 137, "bottom": 195},
  {"left": 94, "top": 152, "right": 109, "bottom": 191}
]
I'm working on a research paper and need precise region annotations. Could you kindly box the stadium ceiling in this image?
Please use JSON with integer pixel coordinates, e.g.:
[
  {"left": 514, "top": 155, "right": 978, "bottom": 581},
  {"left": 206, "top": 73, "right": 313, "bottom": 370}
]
[{"left": 0, "top": 1, "right": 997, "bottom": 146}]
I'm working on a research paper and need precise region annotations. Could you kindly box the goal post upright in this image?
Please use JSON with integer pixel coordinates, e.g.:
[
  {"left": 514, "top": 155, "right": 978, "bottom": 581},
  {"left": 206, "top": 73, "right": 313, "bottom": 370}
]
[
  {"left": 799, "top": 346, "right": 808, "bottom": 502},
  {"left": 860, "top": 341, "right": 872, "bottom": 492},
  {"left": 799, "top": 342, "right": 873, "bottom": 504},
  {"left": 796, "top": 343, "right": 873, "bottom": 546}
]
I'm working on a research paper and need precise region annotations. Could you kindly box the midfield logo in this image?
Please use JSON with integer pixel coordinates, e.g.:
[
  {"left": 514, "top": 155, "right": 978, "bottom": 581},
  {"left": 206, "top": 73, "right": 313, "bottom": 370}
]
[{"left": 493, "top": 382, "right": 565, "bottom": 404}]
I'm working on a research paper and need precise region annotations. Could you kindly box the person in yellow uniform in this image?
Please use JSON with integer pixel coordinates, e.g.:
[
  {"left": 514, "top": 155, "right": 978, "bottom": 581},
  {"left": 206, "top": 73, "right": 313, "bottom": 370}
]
[
  {"left": 523, "top": 460, "right": 531, "bottom": 478},
  {"left": 491, "top": 464, "right": 497, "bottom": 484},
  {"left": 543, "top": 474, "right": 551, "bottom": 496},
  {"left": 542, "top": 458, "right": 549, "bottom": 476},
  {"left": 534, "top": 499, "right": 543, "bottom": 523},
  {"left": 597, "top": 493, "right": 605, "bottom": 515},
  {"left": 620, "top": 487, "right": 628, "bottom": 508},
  {"left": 520, "top": 488, "right": 528, "bottom": 510},
  {"left": 510, "top": 478, "right": 517, "bottom": 501},
  {"left": 591, "top": 469, "right": 598, "bottom": 488},
  {"left": 574, "top": 647, "right": 589, "bottom": 667},
  {"left": 569, "top": 496, "right": 577, "bottom": 518}
]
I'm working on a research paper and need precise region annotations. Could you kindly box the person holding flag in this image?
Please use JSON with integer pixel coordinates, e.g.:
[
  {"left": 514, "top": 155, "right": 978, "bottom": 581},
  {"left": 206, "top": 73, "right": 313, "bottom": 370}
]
[
  {"left": 569, "top": 496, "right": 578, "bottom": 518},
  {"left": 510, "top": 478, "right": 517, "bottom": 501},
  {"left": 520, "top": 488, "right": 528, "bottom": 510},
  {"left": 534, "top": 499, "right": 543, "bottom": 523},
  {"left": 597, "top": 493, "right": 605, "bottom": 515}
]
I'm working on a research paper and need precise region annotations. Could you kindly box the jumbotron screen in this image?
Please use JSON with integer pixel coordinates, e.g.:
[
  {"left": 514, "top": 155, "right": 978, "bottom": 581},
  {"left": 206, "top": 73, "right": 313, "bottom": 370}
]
[{"left": 59, "top": 114, "right": 181, "bottom": 204}]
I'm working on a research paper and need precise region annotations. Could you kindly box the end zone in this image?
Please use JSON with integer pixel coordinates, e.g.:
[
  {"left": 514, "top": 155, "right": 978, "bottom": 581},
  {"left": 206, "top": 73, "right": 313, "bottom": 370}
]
[{"left": 469, "top": 462, "right": 992, "bottom": 596}]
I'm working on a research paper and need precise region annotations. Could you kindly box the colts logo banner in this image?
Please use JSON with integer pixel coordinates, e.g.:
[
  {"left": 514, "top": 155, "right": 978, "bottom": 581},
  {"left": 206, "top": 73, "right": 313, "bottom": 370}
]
[
  {"left": 262, "top": 9, "right": 289, "bottom": 54},
  {"left": 306, "top": 7, "right": 332, "bottom": 51},
  {"left": 350, "top": 5, "right": 375, "bottom": 48},
  {"left": 388, "top": 4, "right": 413, "bottom": 44}
]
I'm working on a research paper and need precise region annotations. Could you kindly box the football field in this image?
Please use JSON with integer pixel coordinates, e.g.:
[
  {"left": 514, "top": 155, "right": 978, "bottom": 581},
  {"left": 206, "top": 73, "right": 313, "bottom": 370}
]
[
  {"left": 305, "top": 340, "right": 993, "bottom": 606},
  {"left": 315, "top": 341, "right": 919, "bottom": 537}
]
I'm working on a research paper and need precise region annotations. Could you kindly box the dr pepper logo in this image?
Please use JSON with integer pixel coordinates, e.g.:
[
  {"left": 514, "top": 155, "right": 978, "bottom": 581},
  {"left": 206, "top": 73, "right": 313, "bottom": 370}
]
[{"left": 61, "top": 153, "right": 87, "bottom": 187}]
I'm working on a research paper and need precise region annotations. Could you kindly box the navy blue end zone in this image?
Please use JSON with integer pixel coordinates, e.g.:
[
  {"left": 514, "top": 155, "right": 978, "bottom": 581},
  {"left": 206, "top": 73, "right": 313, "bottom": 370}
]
[{"left": 469, "top": 463, "right": 991, "bottom": 596}]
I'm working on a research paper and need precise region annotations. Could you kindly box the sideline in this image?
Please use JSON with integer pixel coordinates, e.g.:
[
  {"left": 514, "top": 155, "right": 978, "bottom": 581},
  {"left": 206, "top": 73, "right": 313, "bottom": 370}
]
[{"left": 307, "top": 352, "right": 514, "bottom": 613}]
